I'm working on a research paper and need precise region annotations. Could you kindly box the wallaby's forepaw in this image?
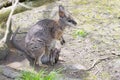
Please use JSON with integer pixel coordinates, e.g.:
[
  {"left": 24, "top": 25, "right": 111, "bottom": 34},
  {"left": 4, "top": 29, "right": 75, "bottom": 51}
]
[{"left": 61, "top": 39, "right": 65, "bottom": 45}]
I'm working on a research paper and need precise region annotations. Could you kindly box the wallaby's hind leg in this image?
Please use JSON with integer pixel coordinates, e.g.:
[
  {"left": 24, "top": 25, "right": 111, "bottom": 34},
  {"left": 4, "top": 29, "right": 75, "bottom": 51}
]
[
  {"left": 37, "top": 46, "right": 51, "bottom": 67},
  {"left": 26, "top": 54, "right": 35, "bottom": 66}
]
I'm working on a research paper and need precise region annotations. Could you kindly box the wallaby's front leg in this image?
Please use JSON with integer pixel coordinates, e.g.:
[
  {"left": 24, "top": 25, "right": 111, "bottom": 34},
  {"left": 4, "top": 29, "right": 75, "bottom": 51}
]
[{"left": 49, "top": 39, "right": 61, "bottom": 65}]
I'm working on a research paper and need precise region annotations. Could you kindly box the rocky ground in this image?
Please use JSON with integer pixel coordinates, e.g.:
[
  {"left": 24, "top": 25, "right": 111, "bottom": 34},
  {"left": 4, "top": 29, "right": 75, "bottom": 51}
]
[{"left": 0, "top": 0, "right": 120, "bottom": 80}]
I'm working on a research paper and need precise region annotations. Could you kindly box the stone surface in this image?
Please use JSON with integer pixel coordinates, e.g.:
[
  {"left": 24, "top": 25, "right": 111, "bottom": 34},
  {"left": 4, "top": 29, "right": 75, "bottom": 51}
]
[
  {"left": 0, "top": 65, "right": 21, "bottom": 79},
  {"left": 2, "top": 67, "right": 21, "bottom": 79},
  {"left": 0, "top": 48, "right": 9, "bottom": 60},
  {"left": 63, "top": 64, "right": 86, "bottom": 72}
]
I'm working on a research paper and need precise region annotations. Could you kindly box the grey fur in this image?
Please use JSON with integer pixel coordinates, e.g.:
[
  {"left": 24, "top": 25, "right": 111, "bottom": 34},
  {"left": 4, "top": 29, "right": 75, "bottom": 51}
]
[{"left": 11, "top": 5, "right": 77, "bottom": 66}]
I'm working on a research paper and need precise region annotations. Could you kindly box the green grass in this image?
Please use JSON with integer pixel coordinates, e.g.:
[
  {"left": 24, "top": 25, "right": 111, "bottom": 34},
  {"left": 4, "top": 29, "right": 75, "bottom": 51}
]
[
  {"left": 72, "top": 29, "right": 88, "bottom": 38},
  {"left": 16, "top": 69, "right": 61, "bottom": 80}
]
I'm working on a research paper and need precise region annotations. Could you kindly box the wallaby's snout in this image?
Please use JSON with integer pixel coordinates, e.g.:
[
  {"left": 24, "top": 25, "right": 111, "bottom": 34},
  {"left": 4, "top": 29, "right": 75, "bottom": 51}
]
[{"left": 59, "top": 5, "right": 77, "bottom": 27}]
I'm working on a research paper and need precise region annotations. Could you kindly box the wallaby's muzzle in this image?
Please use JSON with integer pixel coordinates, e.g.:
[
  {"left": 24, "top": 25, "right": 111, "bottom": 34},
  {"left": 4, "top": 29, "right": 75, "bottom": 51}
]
[{"left": 66, "top": 18, "right": 77, "bottom": 27}]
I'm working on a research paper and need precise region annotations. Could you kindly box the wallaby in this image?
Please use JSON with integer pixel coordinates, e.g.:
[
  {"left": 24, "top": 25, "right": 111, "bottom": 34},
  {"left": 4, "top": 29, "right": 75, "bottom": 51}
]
[{"left": 11, "top": 5, "right": 77, "bottom": 66}]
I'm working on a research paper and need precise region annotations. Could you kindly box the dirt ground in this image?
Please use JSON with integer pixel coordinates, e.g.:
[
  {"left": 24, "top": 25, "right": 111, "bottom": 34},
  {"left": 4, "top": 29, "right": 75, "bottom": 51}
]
[{"left": 0, "top": 0, "right": 120, "bottom": 80}]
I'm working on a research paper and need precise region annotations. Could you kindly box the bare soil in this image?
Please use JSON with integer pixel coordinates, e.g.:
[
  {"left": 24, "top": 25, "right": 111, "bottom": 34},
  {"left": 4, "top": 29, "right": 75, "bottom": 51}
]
[{"left": 1, "top": 0, "right": 120, "bottom": 80}]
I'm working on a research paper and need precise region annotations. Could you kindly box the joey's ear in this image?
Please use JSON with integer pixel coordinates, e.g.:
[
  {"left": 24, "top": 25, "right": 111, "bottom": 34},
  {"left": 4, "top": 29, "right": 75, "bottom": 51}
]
[{"left": 59, "top": 5, "right": 66, "bottom": 18}]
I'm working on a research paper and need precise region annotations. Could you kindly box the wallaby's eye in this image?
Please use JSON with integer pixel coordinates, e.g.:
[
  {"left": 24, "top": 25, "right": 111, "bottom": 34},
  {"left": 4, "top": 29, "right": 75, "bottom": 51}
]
[
  {"left": 68, "top": 19, "right": 77, "bottom": 25},
  {"left": 68, "top": 20, "right": 72, "bottom": 22}
]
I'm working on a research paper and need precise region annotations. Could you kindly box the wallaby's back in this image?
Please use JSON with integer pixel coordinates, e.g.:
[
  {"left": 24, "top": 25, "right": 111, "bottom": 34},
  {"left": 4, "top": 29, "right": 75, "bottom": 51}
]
[{"left": 26, "top": 19, "right": 58, "bottom": 42}]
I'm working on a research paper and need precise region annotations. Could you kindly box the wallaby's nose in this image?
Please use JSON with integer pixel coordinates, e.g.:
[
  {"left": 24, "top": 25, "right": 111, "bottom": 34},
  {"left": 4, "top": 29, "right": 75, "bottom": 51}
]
[
  {"left": 74, "top": 21, "right": 77, "bottom": 25},
  {"left": 72, "top": 20, "right": 77, "bottom": 26}
]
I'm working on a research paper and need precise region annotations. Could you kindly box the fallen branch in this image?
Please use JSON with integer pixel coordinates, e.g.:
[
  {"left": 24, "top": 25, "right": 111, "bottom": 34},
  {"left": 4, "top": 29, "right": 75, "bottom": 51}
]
[
  {"left": 0, "top": 0, "right": 26, "bottom": 9},
  {"left": 85, "top": 55, "right": 119, "bottom": 71},
  {"left": 0, "top": 0, "right": 19, "bottom": 45},
  {"left": 85, "top": 57, "right": 111, "bottom": 71}
]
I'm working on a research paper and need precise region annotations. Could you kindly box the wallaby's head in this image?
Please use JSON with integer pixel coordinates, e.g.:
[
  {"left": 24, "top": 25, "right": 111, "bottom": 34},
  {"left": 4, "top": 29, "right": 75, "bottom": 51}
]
[{"left": 59, "top": 5, "right": 77, "bottom": 27}]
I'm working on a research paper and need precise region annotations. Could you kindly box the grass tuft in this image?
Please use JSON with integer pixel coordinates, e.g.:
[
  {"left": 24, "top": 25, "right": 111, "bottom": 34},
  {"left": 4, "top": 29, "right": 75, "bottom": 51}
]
[
  {"left": 16, "top": 69, "right": 61, "bottom": 80},
  {"left": 72, "top": 29, "right": 88, "bottom": 38}
]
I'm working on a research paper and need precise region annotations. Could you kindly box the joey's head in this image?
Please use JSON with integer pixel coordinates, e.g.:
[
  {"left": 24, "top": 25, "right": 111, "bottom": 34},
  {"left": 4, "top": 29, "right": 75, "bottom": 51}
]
[{"left": 59, "top": 5, "right": 77, "bottom": 27}]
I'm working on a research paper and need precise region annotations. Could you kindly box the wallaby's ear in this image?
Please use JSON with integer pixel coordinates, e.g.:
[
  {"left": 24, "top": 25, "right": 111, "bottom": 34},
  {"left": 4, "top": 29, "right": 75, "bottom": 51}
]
[{"left": 59, "top": 5, "right": 65, "bottom": 18}]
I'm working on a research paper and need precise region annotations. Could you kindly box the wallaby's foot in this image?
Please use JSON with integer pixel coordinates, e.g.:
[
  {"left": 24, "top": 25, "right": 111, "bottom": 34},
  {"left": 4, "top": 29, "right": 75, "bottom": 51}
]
[
  {"left": 36, "top": 58, "right": 49, "bottom": 68},
  {"left": 39, "top": 64, "right": 48, "bottom": 68},
  {"left": 36, "top": 62, "right": 48, "bottom": 68},
  {"left": 50, "top": 48, "right": 60, "bottom": 65}
]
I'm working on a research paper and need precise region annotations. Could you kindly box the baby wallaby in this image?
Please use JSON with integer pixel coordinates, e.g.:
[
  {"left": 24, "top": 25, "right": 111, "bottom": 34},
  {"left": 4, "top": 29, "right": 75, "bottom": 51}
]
[{"left": 11, "top": 5, "right": 77, "bottom": 66}]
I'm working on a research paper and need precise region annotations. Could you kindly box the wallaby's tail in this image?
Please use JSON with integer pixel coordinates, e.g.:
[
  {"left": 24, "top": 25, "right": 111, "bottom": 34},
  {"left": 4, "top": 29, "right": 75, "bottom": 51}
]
[
  {"left": 11, "top": 27, "right": 26, "bottom": 53},
  {"left": 11, "top": 27, "right": 35, "bottom": 62}
]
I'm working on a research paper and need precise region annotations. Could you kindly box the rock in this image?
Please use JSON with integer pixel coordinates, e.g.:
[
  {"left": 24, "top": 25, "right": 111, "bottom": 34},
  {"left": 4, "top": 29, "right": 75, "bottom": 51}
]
[
  {"left": 0, "top": 65, "right": 21, "bottom": 79},
  {"left": 2, "top": 67, "right": 21, "bottom": 79},
  {"left": 60, "top": 77, "right": 82, "bottom": 80},
  {"left": 63, "top": 64, "right": 86, "bottom": 72},
  {"left": 0, "top": 51, "right": 8, "bottom": 60},
  {"left": 0, "top": 75, "right": 13, "bottom": 80}
]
